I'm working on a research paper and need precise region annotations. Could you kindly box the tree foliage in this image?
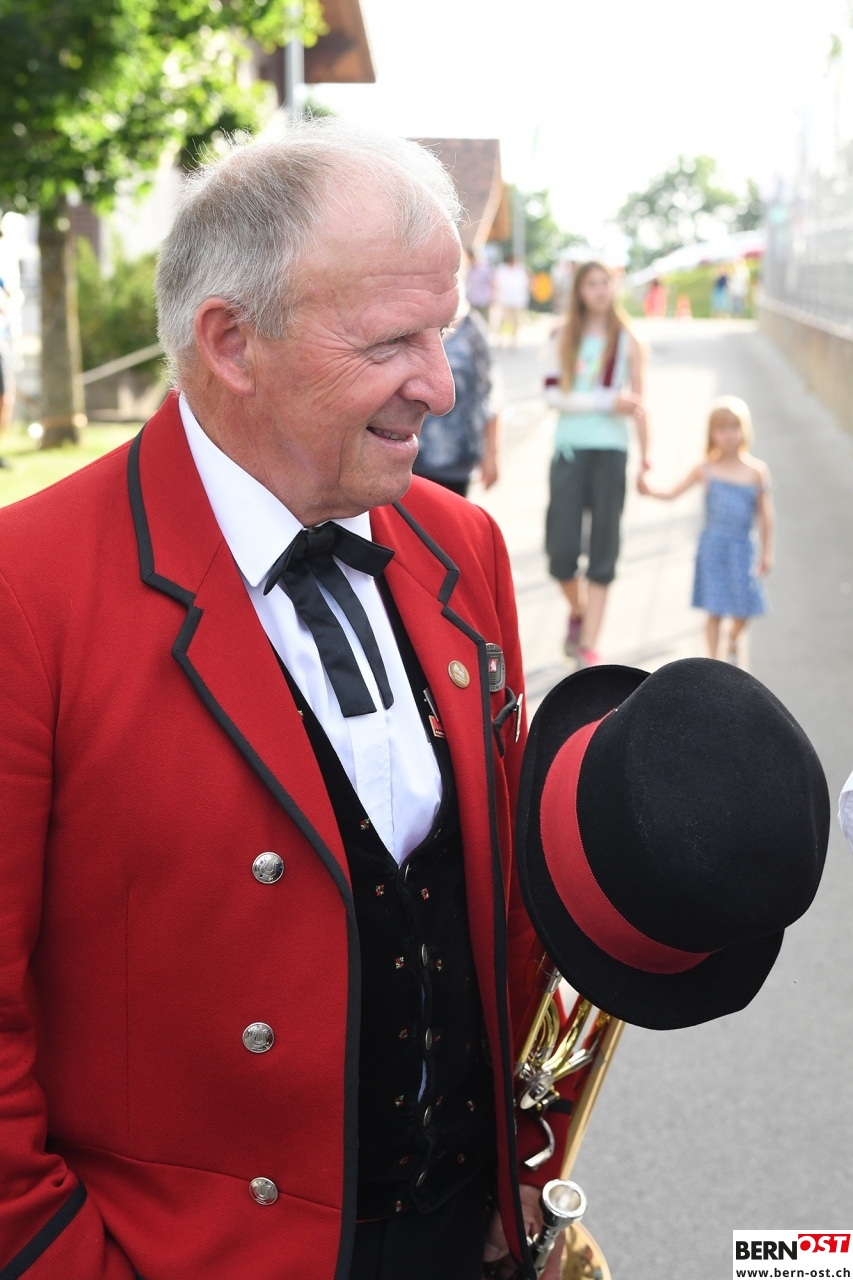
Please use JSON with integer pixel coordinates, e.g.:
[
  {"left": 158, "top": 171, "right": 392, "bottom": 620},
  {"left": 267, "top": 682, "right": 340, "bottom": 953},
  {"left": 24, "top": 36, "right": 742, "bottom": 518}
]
[
  {"left": 76, "top": 238, "right": 159, "bottom": 372},
  {"left": 616, "top": 155, "right": 764, "bottom": 270},
  {"left": 0, "top": 0, "right": 328, "bottom": 216},
  {"left": 0, "top": 0, "right": 327, "bottom": 445},
  {"left": 499, "top": 186, "right": 581, "bottom": 274}
]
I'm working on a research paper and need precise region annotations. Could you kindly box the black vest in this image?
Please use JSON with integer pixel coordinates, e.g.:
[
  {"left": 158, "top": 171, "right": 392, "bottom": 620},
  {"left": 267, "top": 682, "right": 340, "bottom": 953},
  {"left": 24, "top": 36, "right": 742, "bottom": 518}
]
[{"left": 277, "top": 594, "right": 495, "bottom": 1219}]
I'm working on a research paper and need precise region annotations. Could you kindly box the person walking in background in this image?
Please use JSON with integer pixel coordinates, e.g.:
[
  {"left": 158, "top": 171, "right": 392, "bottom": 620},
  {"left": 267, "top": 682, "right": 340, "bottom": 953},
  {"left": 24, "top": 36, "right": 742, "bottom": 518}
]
[
  {"left": 638, "top": 395, "right": 774, "bottom": 664},
  {"left": 412, "top": 303, "right": 500, "bottom": 497},
  {"left": 643, "top": 277, "right": 668, "bottom": 317},
  {"left": 464, "top": 248, "right": 494, "bottom": 323},
  {"left": 544, "top": 260, "right": 648, "bottom": 666},
  {"left": 729, "top": 259, "right": 751, "bottom": 317},
  {"left": 0, "top": 276, "right": 15, "bottom": 467},
  {"left": 493, "top": 254, "right": 529, "bottom": 347},
  {"left": 711, "top": 267, "right": 731, "bottom": 316}
]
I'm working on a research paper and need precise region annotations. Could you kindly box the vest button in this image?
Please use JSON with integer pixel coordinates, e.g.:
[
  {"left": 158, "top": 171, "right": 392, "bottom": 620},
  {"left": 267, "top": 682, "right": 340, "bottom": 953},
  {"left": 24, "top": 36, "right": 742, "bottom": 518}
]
[
  {"left": 249, "top": 1177, "right": 278, "bottom": 1204},
  {"left": 422, "top": 1105, "right": 432, "bottom": 1127},
  {"left": 252, "top": 853, "right": 284, "bottom": 884},
  {"left": 424, "top": 1027, "right": 433, "bottom": 1051},
  {"left": 242, "top": 1022, "right": 275, "bottom": 1053}
]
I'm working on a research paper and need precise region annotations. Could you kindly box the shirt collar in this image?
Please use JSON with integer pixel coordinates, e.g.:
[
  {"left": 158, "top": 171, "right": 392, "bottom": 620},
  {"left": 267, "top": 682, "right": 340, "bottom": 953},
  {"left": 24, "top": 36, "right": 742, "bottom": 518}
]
[{"left": 179, "top": 392, "right": 373, "bottom": 589}]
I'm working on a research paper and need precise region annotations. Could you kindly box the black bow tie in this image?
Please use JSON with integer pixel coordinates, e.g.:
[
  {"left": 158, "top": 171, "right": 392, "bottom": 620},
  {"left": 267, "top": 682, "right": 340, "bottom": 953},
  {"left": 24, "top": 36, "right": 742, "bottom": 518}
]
[{"left": 264, "top": 523, "right": 395, "bottom": 718}]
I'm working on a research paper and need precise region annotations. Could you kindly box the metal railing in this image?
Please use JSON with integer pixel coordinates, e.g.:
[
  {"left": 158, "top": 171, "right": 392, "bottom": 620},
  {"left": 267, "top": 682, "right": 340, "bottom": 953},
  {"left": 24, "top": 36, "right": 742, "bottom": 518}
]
[{"left": 763, "top": 57, "right": 853, "bottom": 328}]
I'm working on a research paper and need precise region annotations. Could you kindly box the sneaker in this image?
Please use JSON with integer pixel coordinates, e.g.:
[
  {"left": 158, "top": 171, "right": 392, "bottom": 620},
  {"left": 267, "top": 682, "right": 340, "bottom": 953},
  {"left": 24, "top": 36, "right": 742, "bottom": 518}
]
[
  {"left": 576, "top": 645, "right": 601, "bottom": 668},
  {"left": 563, "top": 614, "right": 583, "bottom": 657}
]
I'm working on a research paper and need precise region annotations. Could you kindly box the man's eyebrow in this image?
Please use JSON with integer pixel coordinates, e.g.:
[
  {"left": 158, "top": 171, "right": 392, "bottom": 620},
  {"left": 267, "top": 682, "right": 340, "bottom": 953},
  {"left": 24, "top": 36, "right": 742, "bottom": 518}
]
[{"left": 364, "top": 326, "right": 421, "bottom": 346}]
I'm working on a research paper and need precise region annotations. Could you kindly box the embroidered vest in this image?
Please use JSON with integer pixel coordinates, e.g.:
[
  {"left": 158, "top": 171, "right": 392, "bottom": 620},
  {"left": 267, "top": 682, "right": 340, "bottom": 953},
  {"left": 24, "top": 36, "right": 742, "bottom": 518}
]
[{"left": 276, "top": 593, "right": 495, "bottom": 1219}]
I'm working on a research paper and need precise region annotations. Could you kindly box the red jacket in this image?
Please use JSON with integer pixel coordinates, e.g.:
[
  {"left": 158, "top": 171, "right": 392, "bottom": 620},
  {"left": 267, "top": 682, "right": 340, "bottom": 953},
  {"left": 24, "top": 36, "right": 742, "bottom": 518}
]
[{"left": 0, "top": 395, "right": 555, "bottom": 1279}]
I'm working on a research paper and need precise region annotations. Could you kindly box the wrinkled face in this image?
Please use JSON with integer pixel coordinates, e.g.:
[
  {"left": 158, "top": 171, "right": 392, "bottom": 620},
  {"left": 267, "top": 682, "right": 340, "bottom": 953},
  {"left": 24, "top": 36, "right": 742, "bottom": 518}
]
[
  {"left": 245, "top": 196, "right": 460, "bottom": 525},
  {"left": 578, "top": 267, "right": 613, "bottom": 315},
  {"left": 711, "top": 411, "right": 745, "bottom": 455}
]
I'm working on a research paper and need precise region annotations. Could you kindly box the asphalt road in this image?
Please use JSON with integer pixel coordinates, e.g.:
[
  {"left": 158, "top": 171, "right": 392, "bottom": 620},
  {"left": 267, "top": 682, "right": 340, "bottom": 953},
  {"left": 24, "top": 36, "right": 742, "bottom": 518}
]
[{"left": 475, "top": 318, "right": 853, "bottom": 1279}]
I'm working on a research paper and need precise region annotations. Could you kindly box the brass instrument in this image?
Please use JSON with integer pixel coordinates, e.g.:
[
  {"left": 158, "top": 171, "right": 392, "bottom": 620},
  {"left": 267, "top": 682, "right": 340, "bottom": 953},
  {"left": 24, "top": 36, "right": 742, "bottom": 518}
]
[{"left": 514, "top": 944, "right": 624, "bottom": 1279}]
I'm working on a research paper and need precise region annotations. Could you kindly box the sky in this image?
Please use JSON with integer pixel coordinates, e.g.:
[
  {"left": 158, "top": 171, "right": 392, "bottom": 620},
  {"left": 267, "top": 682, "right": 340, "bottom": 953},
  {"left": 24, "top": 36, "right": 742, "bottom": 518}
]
[{"left": 316, "top": 0, "right": 849, "bottom": 250}]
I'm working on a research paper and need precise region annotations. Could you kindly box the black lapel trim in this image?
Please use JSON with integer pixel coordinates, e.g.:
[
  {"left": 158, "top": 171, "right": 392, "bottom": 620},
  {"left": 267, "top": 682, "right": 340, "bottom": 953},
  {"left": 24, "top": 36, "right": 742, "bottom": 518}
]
[
  {"left": 0, "top": 1180, "right": 87, "bottom": 1280},
  {"left": 392, "top": 500, "right": 459, "bottom": 604},
  {"left": 171, "top": 608, "right": 360, "bottom": 1280},
  {"left": 127, "top": 433, "right": 360, "bottom": 1280},
  {"left": 390, "top": 503, "right": 530, "bottom": 1273},
  {"left": 443, "top": 607, "right": 534, "bottom": 1279},
  {"left": 127, "top": 429, "right": 194, "bottom": 607}
]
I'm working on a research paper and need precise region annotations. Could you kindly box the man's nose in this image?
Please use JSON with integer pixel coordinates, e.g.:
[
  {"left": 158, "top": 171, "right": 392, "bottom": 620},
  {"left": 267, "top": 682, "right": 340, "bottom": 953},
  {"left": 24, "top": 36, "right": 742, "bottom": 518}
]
[{"left": 405, "top": 333, "right": 456, "bottom": 417}]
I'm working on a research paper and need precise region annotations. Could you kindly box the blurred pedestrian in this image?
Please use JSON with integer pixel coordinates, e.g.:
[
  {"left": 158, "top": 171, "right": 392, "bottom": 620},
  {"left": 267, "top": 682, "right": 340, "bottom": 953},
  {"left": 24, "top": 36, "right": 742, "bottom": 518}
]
[
  {"left": 638, "top": 395, "right": 774, "bottom": 664},
  {"left": 493, "top": 254, "right": 529, "bottom": 347},
  {"left": 544, "top": 260, "right": 648, "bottom": 666},
  {"left": 711, "top": 268, "right": 731, "bottom": 317},
  {"left": 530, "top": 270, "right": 554, "bottom": 309},
  {"left": 412, "top": 303, "right": 500, "bottom": 497},
  {"left": 643, "top": 277, "right": 668, "bottom": 317},
  {"left": 464, "top": 248, "right": 494, "bottom": 323},
  {"left": 0, "top": 276, "right": 15, "bottom": 467},
  {"left": 729, "top": 259, "right": 750, "bottom": 317}
]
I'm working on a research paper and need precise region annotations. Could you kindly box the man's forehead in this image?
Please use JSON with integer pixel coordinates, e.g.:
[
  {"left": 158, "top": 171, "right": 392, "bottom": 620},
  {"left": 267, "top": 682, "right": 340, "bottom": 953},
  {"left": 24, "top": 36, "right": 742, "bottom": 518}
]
[{"left": 305, "top": 188, "right": 460, "bottom": 275}]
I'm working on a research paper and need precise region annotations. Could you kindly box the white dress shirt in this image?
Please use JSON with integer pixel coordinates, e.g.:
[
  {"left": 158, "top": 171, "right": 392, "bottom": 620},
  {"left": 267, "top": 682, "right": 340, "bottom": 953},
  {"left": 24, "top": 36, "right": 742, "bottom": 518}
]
[{"left": 180, "top": 394, "right": 442, "bottom": 863}]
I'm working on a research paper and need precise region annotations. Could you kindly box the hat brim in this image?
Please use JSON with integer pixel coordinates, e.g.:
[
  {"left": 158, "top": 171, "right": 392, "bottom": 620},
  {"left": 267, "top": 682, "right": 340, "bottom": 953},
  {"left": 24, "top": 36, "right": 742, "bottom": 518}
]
[{"left": 517, "top": 665, "right": 783, "bottom": 1031}]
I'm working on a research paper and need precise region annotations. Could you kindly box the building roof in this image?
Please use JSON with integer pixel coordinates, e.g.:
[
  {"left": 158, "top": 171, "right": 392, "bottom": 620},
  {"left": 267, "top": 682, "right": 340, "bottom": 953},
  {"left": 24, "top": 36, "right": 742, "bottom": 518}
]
[
  {"left": 305, "top": 0, "right": 375, "bottom": 84},
  {"left": 413, "top": 138, "right": 508, "bottom": 251},
  {"left": 261, "top": 0, "right": 375, "bottom": 95}
]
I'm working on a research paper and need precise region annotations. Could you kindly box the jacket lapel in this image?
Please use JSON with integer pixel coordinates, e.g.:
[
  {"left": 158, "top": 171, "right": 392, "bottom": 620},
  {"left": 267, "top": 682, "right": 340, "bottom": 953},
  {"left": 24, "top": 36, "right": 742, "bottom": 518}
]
[
  {"left": 371, "top": 501, "right": 507, "bottom": 903},
  {"left": 129, "top": 394, "right": 347, "bottom": 888}
]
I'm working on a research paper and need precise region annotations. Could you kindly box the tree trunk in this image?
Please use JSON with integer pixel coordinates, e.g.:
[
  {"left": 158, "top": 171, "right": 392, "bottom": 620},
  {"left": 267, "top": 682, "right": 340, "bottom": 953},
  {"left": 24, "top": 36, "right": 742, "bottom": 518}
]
[{"left": 38, "top": 202, "right": 86, "bottom": 448}]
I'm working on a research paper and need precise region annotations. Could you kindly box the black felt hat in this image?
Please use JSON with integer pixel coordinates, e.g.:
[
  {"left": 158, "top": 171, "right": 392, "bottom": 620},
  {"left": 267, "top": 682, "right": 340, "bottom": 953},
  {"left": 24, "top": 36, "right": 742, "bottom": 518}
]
[{"left": 516, "top": 659, "right": 830, "bottom": 1030}]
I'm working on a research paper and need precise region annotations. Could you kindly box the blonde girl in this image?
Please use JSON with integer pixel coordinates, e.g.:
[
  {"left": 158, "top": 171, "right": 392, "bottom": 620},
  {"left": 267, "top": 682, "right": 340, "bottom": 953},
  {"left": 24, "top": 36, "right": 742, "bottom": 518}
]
[
  {"left": 638, "top": 396, "right": 775, "bottom": 662},
  {"left": 544, "top": 261, "right": 648, "bottom": 666}
]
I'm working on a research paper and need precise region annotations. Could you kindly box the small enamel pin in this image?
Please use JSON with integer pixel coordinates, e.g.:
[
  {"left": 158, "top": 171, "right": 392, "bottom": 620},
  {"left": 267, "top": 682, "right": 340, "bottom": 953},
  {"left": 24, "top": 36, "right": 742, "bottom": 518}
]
[{"left": 423, "top": 687, "right": 446, "bottom": 738}]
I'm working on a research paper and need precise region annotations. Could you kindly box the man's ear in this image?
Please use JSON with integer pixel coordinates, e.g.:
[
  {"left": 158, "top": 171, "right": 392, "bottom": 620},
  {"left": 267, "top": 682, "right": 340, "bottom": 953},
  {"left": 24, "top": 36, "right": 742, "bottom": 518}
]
[{"left": 193, "top": 298, "right": 256, "bottom": 397}]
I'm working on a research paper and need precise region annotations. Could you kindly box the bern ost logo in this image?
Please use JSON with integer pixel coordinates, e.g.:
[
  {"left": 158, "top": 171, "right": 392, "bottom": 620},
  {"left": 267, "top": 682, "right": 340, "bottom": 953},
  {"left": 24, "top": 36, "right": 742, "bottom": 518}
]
[{"left": 735, "top": 1234, "right": 852, "bottom": 1260}]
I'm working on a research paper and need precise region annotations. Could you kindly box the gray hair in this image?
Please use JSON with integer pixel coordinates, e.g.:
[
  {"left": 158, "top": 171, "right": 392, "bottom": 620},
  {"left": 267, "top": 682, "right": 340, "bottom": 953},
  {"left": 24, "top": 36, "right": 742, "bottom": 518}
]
[{"left": 155, "top": 119, "right": 462, "bottom": 374}]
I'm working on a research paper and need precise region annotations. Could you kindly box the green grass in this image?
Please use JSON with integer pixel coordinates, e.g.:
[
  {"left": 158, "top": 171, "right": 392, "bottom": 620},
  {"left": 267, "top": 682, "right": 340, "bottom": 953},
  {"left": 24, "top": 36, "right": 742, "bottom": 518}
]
[{"left": 0, "top": 424, "right": 140, "bottom": 508}]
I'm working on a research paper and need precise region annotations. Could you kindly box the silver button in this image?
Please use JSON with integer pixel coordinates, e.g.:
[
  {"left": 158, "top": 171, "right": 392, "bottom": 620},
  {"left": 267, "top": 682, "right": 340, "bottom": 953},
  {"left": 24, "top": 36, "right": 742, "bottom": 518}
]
[
  {"left": 422, "top": 1106, "right": 432, "bottom": 1127},
  {"left": 249, "top": 1177, "right": 278, "bottom": 1205},
  {"left": 421, "top": 944, "right": 429, "bottom": 966},
  {"left": 424, "top": 1028, "right": 433, "bottom": 1051},
  {"left": 252, "top": 853, "right": 284, "bottom": 884},
  {"left": 416, "top": 1170, "right": 427, "bottom": 1187},
  {"left": 243, "top": 1022, "right": 275, "bottom": 1053}
]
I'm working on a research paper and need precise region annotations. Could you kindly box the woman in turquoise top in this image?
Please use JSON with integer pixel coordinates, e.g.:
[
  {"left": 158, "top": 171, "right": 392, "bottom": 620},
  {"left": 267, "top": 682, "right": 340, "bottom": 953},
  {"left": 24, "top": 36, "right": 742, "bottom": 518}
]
[{"left": 544, "top": 261, "right": 648, "bottom": 665}]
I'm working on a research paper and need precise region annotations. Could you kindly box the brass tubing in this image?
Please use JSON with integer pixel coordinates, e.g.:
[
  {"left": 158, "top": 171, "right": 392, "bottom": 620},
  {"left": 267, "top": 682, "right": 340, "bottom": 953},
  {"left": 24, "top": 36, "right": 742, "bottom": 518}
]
[{"left": 558, "top": 1015, "right": 625, "bottom": 1180}]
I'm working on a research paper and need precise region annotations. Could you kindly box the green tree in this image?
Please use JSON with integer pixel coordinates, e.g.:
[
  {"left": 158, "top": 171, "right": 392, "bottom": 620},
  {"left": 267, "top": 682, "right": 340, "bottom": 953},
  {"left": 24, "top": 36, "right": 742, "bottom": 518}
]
[
  {"left": 76, "top": 238, "right": 159, "bottom": 374},
  {"left": 0, "top": 0, "right": 327, "bottom": 446},
  {"left": 499, "top": 186, "right": 581, "bottom": 275},
  {"left": 616, "top": 155, "right": 762, "bottom": 271}
]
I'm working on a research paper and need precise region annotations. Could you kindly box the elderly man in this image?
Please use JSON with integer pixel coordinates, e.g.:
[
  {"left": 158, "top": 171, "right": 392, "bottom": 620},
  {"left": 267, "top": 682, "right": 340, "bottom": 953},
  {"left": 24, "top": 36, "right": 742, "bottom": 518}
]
[{"left": 0, "top": 124, "right": 564, "bottom": 1280}]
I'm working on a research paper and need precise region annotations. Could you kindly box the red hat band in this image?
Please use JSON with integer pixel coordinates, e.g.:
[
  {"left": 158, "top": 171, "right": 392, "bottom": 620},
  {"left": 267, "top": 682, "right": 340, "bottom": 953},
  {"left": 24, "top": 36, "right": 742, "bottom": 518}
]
[{"left": 539, "top": 717, "right": 716, "bottom": 975}]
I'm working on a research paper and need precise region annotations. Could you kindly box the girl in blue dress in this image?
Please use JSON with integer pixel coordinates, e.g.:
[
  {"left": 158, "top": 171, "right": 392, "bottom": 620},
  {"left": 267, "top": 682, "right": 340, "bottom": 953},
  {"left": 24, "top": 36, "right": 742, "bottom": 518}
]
[{"left": 638, "top": 396, "right": 775, "bottom": 663}]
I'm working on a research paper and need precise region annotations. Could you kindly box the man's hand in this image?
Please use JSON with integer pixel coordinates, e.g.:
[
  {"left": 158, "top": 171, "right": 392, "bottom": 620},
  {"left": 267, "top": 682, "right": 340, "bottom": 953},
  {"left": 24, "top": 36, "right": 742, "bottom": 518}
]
[{"left": 482, "top": 1183, "right": 566, "bottom": 1279}]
